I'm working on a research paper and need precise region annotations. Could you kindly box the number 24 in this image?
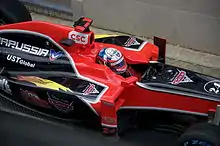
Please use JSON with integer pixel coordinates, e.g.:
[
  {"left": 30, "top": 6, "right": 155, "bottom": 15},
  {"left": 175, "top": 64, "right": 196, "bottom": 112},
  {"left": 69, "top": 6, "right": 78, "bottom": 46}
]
[{"left": 209, "top": 83, "right": 220, "bottom": 94}]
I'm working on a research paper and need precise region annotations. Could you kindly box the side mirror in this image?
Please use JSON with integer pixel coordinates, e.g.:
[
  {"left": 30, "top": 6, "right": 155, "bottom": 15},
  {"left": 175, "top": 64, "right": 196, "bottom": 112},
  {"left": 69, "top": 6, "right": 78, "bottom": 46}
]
[
  {"left": 121, "top": 76, "right": 138, "bottom": 87},
  {"left": 60, "top": 38, "right": 75, "bottom": 47}
]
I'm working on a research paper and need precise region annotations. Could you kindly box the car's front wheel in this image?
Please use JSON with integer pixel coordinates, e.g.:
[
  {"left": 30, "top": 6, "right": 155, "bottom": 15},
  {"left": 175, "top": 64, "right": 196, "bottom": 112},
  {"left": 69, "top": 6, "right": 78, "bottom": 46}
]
[{"left": 178, "top": 123, "right": 220, "bottom": 146}]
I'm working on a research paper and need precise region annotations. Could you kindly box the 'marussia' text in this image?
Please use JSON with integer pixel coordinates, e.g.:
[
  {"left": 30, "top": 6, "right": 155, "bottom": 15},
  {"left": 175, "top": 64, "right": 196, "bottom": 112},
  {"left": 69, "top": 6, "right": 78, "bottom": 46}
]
[{"left": 0, "top": 37, "right": 49, "bottom": 57}]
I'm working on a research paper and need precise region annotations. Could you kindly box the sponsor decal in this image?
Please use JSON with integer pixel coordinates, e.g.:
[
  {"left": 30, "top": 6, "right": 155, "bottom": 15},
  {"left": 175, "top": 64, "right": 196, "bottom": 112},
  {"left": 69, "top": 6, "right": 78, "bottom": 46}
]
[
  {"left": 170, "top": 70, "right": 193, "bottom": 85},
  {"left": 68, "top": 31, "right": 89, "bottom": 45},
  {"left": 83, "top": 83, "right": 99, "bottom": 95},
  {"left": 124, "top": 37, "right": 140, "bottom": 47},
  {"left": 48, "top": 95, "right": 74, "bottom": 113},
  {"left": 7, "top": 54, "right": 36, "bottom": 68},
  {"left": 204, "top": 80, "right": 220, "bottom": 94},
  {"left": 20, "top": 89, "right": 50, "bottom": 108},
  {"left": 0, "top": 37, "right": 49, "bottom": 57},
  {"left": 15, "top": 76, "right": 73, "bottom": 93},
  {"left": 0, "top": 78, "right": 11, "bottom": 95},
  {"left": 49, "top": 49, "right": 63, "bottom": 61}
]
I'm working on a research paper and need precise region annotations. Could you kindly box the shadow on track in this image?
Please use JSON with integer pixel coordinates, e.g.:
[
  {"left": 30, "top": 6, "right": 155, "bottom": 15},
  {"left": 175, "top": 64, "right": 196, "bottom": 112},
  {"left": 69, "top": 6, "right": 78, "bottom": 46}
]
[{"left": 0, "top": 111, "right": 178, "bottom": 146}]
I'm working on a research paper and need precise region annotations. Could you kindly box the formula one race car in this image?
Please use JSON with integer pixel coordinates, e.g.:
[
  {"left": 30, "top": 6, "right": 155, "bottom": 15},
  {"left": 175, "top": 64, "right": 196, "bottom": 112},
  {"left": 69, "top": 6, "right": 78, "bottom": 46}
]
[{"left": 0, "top": 1, "right": 220, "bottom": 146}]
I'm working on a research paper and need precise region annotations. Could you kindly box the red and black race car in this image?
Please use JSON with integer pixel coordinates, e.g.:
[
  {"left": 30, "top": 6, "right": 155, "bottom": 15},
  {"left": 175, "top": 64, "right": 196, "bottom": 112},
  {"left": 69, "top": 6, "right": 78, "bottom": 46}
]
[{"left": 0, "top": 0, "right": 220, "bottom": 146}]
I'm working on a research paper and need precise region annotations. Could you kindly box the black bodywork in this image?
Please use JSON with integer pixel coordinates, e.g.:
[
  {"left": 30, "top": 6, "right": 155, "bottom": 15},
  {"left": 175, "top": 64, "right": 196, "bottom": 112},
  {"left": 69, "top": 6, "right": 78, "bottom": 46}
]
[
  {"left": 138, "top": 63, "right": 220, "bottom": 101},
  {"left": 0, "top": 30, "right": 105, "bottom": 121}
]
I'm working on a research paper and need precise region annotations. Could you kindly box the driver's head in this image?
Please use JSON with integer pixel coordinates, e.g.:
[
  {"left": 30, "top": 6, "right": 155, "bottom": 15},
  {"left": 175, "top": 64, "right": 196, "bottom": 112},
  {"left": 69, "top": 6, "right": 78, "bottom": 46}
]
[{"left": 97, "top": 47, "right": 128, "bottom": 75}]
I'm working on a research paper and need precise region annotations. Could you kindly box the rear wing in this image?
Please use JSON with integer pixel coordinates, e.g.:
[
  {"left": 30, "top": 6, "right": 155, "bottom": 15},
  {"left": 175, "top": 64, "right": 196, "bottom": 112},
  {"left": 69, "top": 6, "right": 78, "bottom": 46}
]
[{"left": 153, "top": 36, "right": 167, "bottom": 63}]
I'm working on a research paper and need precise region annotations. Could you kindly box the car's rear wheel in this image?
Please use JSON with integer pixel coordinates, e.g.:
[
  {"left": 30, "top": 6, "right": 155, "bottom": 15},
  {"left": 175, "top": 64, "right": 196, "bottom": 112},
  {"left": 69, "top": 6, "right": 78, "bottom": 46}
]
[
  {"left": 0, "top": 0, "right": 32, "bottom": 25},
  {"left": 178, "top": 123, "right": 220, "bottom": 146}
]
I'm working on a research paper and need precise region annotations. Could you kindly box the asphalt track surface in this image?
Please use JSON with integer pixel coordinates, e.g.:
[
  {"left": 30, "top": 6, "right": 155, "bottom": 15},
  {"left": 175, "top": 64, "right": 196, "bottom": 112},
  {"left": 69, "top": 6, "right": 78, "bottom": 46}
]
[{"left": 0, "top": 110, "right": 179, "bottom": 146}]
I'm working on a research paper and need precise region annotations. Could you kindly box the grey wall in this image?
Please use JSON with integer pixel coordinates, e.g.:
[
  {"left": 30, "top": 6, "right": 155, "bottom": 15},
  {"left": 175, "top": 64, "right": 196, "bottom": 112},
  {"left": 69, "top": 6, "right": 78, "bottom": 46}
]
[
  {"left": 71, "top": 0, "right": 220, "bottom": 56},
  {"left": 20, "top": 0, "right": 220, "bottom": 55},
  {"left": 20, "top": 0, "right": 72, "bottom": 13}
]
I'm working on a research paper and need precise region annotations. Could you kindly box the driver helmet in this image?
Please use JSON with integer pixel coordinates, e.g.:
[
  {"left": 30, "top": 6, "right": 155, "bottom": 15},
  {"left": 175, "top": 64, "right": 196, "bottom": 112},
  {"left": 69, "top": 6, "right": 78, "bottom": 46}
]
[{"left": 97, "top": 47, "right": 128, "bottom": 74}]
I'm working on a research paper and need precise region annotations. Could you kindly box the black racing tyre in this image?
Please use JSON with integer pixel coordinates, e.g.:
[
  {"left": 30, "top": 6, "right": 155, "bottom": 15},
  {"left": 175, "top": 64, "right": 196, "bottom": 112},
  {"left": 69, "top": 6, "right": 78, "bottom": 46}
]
[
  {"left": 178, "top": 123, "right": 220, "bottom": 146},
  {"left": 0, "top": 0, "right": 32, "bottom": 25}
]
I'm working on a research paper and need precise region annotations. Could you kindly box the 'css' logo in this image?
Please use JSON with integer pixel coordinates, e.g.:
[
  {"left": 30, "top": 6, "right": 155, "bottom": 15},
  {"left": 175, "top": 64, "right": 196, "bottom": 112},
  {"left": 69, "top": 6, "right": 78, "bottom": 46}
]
[{"left": 68, "top": 31, "right": 89, "bottom": 45}]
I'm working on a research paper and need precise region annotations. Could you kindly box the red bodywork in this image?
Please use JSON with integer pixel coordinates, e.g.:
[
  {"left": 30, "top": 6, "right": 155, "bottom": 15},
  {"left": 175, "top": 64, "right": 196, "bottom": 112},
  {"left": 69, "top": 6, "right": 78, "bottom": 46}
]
[{"left": 0, "top": 20, "right": 219, "bottom": 130}]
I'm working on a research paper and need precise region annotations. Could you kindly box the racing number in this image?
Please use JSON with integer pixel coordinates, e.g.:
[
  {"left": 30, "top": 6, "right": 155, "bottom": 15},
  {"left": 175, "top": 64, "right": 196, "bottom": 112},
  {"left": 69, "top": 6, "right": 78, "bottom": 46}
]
[{"left": 209, "top": 83, "right": 220, "bottom": 94}]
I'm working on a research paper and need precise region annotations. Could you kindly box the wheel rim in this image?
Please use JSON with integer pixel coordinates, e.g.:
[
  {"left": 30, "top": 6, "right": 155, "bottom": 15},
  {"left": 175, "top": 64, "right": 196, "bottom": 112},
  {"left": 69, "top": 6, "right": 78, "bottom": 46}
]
[{"left": 183, "top": 139, "right": 213, "bottom": 146}]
